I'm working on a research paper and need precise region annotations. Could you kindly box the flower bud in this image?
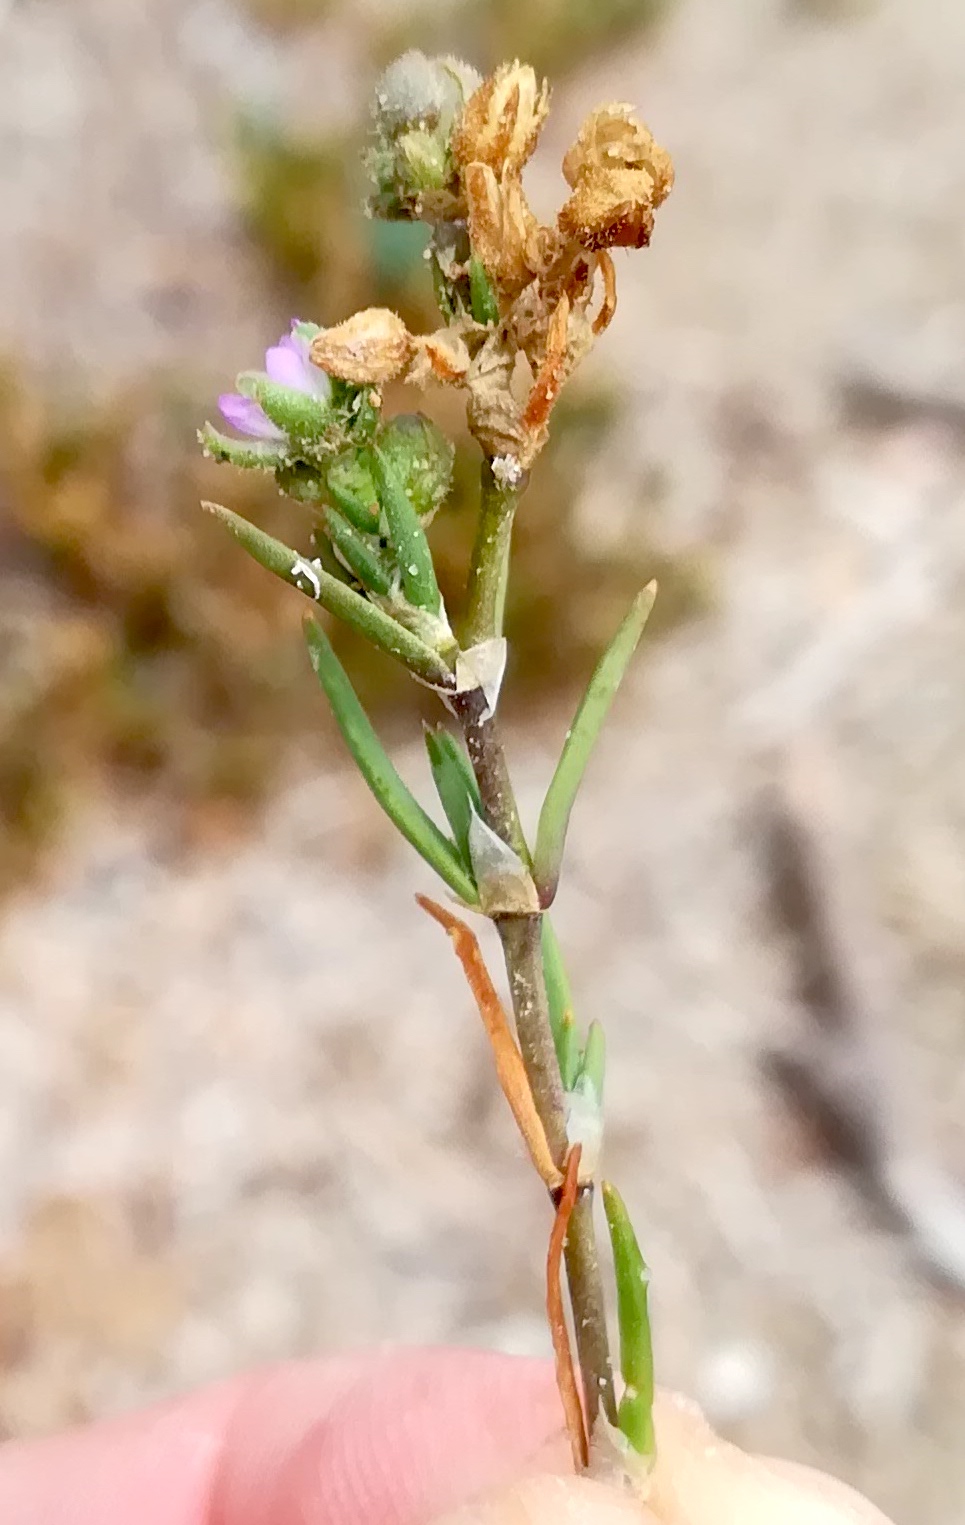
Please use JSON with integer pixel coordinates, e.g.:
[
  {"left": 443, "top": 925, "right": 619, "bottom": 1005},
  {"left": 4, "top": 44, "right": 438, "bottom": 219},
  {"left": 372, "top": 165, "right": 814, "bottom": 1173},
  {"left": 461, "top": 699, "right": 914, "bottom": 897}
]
[
  {"left": 452, "top": 61, "right": 550, "bottom": 178},
  {"left": 367, "top": 51, "right": 480, "bottom": 220},
  {"left": 310, "top": 308, "right": 412, "bottom": 385},
  {"left": 374, "top": 50, "right": 480, "bottom": 136}
]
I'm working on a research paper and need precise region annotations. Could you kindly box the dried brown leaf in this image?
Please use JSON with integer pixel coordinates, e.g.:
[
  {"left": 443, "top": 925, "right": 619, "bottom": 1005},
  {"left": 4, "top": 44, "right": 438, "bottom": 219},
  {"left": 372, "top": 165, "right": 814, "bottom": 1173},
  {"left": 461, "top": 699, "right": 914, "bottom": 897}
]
[{"left": 417, "top": 895, "right": 562, "bottom": 1191}]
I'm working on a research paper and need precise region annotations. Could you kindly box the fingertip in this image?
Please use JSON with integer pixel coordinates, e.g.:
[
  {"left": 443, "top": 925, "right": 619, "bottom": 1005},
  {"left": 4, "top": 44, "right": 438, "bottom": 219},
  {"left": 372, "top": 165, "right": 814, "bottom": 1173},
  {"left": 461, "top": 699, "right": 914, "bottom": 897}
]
[
  {"left": 214, "top": 1349, "right": 568, "bottom": 1525},
  {"left": 430, "top": 1473, "right": 657, "bottom": 1524}
]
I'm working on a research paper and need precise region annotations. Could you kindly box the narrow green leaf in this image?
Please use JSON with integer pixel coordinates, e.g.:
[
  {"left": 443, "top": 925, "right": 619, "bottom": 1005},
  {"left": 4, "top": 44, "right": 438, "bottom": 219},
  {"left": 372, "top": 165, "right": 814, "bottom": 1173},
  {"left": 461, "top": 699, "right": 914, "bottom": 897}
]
[
  {"left": 469, "top": 255, "right": 499, "bottom": 326},
  {"left": 372, "top": 445, "right": 441, "bottom": 613},
  {"left": 323, "top": 507, "right": 393, "bottom": 594},
  {"left": 202, "top": 502, "right": 452, "bottom": 686},
  {"left": 541, "top": 918, "right": 580, "bottom": 1087},
  {"left": 579, "top": 1020, "right": 606, "bottom": 1105},
  {"left": 534, "top": 583, "right": 657, "bottom": 905},
  {"left": 423, "top": 725, "right": 481, "bottom": 866},
  {"left": 325, "top": 451, "right": 381, "bottom": 533},
  {"left": 602, "top": 1183, "right": 655, "bottom": 1460},
  {"left": 305, "top": 621, "right": 477, "bottom": 905}
]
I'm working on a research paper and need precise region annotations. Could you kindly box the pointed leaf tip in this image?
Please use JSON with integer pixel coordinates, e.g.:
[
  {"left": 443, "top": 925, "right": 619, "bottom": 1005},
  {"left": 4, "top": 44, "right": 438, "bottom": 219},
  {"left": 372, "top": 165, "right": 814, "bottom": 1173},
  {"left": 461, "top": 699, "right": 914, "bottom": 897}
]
[
  {"left": 602, "top": 1182, "right": 655, "bottom": 1460},
  {"left": 534, "top": 583, "right": 657, "bottom": 905}
]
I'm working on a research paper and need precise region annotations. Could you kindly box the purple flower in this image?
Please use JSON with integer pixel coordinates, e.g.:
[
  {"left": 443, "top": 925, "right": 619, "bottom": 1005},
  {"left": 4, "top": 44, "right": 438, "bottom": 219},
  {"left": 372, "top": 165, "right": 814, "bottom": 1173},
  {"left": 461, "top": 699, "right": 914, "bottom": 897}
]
[{"left": 219, "top": 322, "right": 331, "bottom": 441}]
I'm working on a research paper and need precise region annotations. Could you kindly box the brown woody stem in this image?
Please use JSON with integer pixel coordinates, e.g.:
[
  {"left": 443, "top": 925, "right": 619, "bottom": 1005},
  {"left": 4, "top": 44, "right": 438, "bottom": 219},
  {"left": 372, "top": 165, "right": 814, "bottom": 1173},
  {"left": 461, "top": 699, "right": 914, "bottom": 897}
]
[{"left": 452, "top": 462, "right": 617, "bottom": 1438}]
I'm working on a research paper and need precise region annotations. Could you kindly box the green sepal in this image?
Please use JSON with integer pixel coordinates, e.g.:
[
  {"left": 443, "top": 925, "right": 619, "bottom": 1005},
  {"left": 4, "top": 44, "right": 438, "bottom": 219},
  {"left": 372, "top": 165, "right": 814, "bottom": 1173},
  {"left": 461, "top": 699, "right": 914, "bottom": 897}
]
[
  {"left": 534, "top": 582, "right": 657, "bottom": 905},
  {"left": 202, "top": 501, "right": 453, "bottom": 685},
  {"left": 541, "top": 918, "right": 580, "bottom": 1088},
  {"left": 602, "top": 1183, "right": 655, "bottom": 1460},
  {"left": 325, "top": 451, "right": 381, "bottom": 533},
  {"left": 304, "top": 621, "right": 477, "bottom": 905},
  {"left": 398, "top": 127, "right": 449, "bottom": 191},
  {"left": 238, "top": 372, "right": 336, "bottom": 448},
  {"left": 199, "top": 422, "right": 287, "bottom": 472},
  {"left": 578, "top": 1020, "right": 606, "bottom": 1105},
  {"left": 423, "top": 725, "right": 481, "bottom": 867},
  {"left": 372, "top": 445, "right": 442, "bottom": 613},
  {"left": 469, "top": 256, "right": 499, "bottom": 326},
  {"left": 323, "top": 507, "right": 393, "bottom": 594}
]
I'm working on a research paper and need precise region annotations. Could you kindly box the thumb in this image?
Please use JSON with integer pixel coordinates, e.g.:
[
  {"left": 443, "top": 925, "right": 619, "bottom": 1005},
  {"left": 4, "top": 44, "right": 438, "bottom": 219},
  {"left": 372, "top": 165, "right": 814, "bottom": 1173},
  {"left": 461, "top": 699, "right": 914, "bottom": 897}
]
[
  {"left": 430, "top": 1390, "right": 895, "bottom": 1525},
  {"left": 431, "top": 1473, "right": 656, "bottom": 1524}
]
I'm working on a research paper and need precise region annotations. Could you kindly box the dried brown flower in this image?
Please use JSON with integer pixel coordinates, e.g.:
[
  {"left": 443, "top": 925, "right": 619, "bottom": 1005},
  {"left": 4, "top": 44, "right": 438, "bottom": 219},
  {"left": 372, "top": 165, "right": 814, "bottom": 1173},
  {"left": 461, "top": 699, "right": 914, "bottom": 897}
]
[
  {"left": 558, "top": 169, "right": 657, "bottom": 251},
  {"left": 558, "top": 104, "right": 673, "bottom": 254},
  {"left": 310, "top": 308, "right": 412, "bottom": 385},
  {"left": 464, "top": 163, "right": 547, "bottom": 298},
  {"left": 562, "top": 103, "right": 674, "bottom": 200},
  {"left": 404, "top": 69, "right": 672, "bottom": 467},
  {"left": 452, "top": 61, "right": 550, "bottom": 178}
]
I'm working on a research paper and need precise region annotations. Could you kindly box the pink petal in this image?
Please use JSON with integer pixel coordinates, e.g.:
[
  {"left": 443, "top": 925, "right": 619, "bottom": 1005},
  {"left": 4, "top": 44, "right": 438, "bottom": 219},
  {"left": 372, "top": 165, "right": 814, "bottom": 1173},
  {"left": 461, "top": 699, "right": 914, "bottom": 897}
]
[
  {"left": 264, "top": 343, "right": 312, "bottom": 392},
  {"left": 218, "top": 393, "right": 286, "bottom": 441}
]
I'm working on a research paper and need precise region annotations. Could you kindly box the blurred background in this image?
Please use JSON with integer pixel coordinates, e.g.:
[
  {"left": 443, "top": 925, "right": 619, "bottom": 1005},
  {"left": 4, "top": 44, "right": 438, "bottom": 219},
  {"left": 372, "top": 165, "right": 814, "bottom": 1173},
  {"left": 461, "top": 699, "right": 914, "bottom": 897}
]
[{"left": 2, "top": 0, "right": 965, "bottom": 1517}]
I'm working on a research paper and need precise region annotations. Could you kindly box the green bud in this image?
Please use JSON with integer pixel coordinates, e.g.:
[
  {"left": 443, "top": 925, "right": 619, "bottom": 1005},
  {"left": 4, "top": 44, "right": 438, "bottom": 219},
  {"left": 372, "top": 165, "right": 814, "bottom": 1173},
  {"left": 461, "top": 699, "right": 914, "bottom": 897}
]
[
  {"left": 373, "top": 50, "right": 479, "bottom": 136},
  {"left": 375, "top": 414, "right": 454, "bottom": 525},
  {"left": 367, "top": 50, "right": 480, "bottom": 221}
]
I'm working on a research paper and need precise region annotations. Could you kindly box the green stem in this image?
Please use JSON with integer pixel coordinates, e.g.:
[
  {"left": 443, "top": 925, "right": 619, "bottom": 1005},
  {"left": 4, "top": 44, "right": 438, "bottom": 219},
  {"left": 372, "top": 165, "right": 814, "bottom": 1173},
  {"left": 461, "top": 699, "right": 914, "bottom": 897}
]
[
  {"left": 454, "top": 463, "right": 616, "bottom": 1438},
  {"left": 461, "top": 460, "right": 523, "bottom": 647}
]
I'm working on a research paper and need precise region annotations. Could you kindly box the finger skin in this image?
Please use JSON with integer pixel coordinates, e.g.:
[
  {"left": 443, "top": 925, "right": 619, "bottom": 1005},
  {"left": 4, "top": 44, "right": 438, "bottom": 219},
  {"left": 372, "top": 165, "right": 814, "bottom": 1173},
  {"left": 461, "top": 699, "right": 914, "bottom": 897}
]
[
  {"left": 431, "top": 1389, "right": 896, "bottom": 1525},
  {"left": 646, "top": 1389, "right": 895, "bottom": 1525},
  {"left": 0, "top": 1355, "right": 896, "bottom": 1525},
  {"left": 0, "top": 1349, "right": 564, "bottom": 1525}
]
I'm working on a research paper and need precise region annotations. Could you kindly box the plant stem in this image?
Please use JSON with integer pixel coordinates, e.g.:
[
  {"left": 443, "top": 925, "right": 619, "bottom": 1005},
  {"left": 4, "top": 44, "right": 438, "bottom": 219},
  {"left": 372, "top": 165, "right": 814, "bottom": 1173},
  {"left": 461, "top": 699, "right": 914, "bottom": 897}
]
[
  {"left": 496, "top": 913, "right": 568, "bottom": 1161},
  {"left": 454, "top": 461, "right": 617, "bottom": 1435},
  {"left": 461, "top": 460, "right": 523, "bottom": 648}
]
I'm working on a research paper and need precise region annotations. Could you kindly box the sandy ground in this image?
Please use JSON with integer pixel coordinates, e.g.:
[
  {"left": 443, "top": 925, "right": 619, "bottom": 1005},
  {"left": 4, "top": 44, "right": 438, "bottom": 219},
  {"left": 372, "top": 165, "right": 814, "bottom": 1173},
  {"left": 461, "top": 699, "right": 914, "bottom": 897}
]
[{"left": 3, "top": 1, "right": 965, "bottom": 1520}]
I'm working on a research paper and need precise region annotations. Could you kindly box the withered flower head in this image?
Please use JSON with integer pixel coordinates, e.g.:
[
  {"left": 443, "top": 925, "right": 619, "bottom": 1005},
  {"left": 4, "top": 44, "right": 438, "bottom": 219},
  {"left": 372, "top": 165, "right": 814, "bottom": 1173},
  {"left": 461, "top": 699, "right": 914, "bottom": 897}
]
[
  {"left": 310, "top": 308, "right": 412, "bottom": 385},
  {"left": 562, "top": 103, "right": 674, "bottom": 201},
  {"left": 558, "top": 168, "right": 657, "bottom": 251},
  {"left": 452, "top": 61, "right": 550, "bottom": 178},
  {"left": 391, "top": 60, "right": 673, "bottom": 466},
  {"left": 558, "top": 104, "right": 673, "bottom": 253}
]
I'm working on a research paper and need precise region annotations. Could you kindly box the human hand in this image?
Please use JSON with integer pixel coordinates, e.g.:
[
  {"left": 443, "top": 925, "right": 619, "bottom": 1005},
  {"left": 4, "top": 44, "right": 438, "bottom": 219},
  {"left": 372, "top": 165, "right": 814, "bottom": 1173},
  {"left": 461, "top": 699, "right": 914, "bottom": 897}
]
[{"left": 0, "top": 1347, "right": 894, "bottom": 1524}]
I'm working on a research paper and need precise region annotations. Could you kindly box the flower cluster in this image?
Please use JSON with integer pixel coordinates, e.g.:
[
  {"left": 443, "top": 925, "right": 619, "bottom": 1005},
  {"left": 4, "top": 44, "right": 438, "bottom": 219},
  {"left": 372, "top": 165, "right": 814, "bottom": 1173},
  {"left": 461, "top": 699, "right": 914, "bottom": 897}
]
[
  {"left": 200, "top": 53, "right": 672, "bottom": 666},
  {"left": 357, "top": 54, "right": 673, "bottom": 469}
]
